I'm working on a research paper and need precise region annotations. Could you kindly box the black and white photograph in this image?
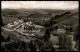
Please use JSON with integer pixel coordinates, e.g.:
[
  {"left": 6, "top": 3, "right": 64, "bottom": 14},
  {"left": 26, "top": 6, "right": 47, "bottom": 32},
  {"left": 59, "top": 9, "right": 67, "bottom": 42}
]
[{"left": 1, "top": 1, "right": 79, "bottom": 51}]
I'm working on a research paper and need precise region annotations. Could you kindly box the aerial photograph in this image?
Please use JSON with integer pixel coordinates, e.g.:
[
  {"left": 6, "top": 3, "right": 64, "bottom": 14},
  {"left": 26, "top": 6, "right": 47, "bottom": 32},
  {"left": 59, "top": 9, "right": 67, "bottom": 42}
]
[{"left": 1, "top": 1, "right": 79, "bottom": 51}]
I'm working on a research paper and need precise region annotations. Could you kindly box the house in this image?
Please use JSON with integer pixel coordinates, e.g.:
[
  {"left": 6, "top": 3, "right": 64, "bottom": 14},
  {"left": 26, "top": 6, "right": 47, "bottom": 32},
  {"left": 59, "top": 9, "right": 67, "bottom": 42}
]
[
  {"left": 14, "top": 20, "right": 23, "bottom": 25},
  {"left": 25, "top": 21, "right": 33, "bottom": 26},
  {"left": 7, "top": 23, "right": 14, "bottom": 28},
  {"left": 14, "top": 20, "right": 19, "bottom": 25},
  {"left": 19, "top": 19, "right": 23, "bottom": 23}
]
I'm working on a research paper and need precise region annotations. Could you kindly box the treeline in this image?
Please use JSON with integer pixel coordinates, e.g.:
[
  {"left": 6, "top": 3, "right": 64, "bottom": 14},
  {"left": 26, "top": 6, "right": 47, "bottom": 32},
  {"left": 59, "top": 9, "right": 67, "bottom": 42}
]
[
  {"left": 1, "top": 34, "right": 29, "bottom": 51},
  {"left": 1, "top": 41, "right": 29, "bottom": 51}
]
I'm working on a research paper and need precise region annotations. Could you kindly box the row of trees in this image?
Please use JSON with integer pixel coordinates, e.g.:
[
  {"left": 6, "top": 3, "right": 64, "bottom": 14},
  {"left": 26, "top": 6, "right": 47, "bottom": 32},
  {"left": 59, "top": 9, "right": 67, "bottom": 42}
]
[
  {"left": 1, "top": 40, "right": 29, "bottom": 51},
  {"left": 1, "top": 33, "right": 30, "bottom": 51}
]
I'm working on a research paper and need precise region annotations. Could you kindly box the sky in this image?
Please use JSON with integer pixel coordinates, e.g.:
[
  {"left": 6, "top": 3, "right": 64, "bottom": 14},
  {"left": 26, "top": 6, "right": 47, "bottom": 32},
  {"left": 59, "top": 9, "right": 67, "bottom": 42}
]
[{"left": 1, "top": 1, "right": 79, "bottom": 10}]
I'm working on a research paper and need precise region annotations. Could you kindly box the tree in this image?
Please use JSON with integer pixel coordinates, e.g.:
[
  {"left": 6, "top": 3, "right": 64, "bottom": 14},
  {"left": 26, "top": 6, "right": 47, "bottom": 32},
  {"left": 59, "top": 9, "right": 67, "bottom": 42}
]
[
  {"left": 7, "top": 35, "right": 10, "bottom": 41},
  {"left": 29, "top": 40, "right": 37, "bottom": 51},
  {"left": 43, "top": 18, "right": 57, "bottom": 42}
]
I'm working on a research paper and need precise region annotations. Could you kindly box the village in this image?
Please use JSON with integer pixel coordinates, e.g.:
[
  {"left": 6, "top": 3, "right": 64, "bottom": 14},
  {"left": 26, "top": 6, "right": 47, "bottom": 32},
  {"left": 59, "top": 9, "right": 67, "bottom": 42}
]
[
  {"left": 2, "top": 16, "right": 78, "bottom": 51},
  {"left": 1, "top": 1, "right": 79, "bottom": 51}
]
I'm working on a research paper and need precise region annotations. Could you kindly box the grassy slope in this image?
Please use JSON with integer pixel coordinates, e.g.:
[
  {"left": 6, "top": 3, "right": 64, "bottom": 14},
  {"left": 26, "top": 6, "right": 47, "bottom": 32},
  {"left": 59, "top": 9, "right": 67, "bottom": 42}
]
[
  {"left": 56, "top": 12, "right": 79, "bottom": 29},
  {"left": 1, "top": 29, "right": 22, "bottom": 42}
]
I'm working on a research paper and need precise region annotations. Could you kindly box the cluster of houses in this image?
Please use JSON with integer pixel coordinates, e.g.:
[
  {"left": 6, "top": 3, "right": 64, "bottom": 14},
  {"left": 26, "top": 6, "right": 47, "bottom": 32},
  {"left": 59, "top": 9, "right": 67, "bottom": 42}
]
[
  {"left": 6, "top": 18, "right": 45, "bottom": 32},
  {"left": 7, "top": 19, "right": 23, "bottom": 28}
]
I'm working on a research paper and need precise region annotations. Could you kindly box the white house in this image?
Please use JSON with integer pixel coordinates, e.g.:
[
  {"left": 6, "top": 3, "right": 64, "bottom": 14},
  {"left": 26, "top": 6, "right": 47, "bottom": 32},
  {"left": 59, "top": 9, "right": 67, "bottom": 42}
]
[
  {"left": 14, "top": 19, "right": 23, "bottom": 25},
  {"left": 7, "top": 23, "right": 14, "bottom": 28},
  {"left": 25, "top": 21, "right": 33, "bottom": 26},
  {"left": 19, "top": 19, "right": 23, "bottom": 23},
  {"left": 14, "top": 20, "right": 19, "bottom": 25}
]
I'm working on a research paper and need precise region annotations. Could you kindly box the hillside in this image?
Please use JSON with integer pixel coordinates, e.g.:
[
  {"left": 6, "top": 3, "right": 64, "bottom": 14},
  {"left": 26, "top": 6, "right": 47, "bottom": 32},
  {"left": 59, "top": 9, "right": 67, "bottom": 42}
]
[
  {"left": 1, "top": 9, "right": 79, "bottom": 51},
  {"left": 2, "top": 9, "right": 78, "bottom": 26},
  {"left": 1, "top": 8, "right": 79, "bottom": 33}
]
